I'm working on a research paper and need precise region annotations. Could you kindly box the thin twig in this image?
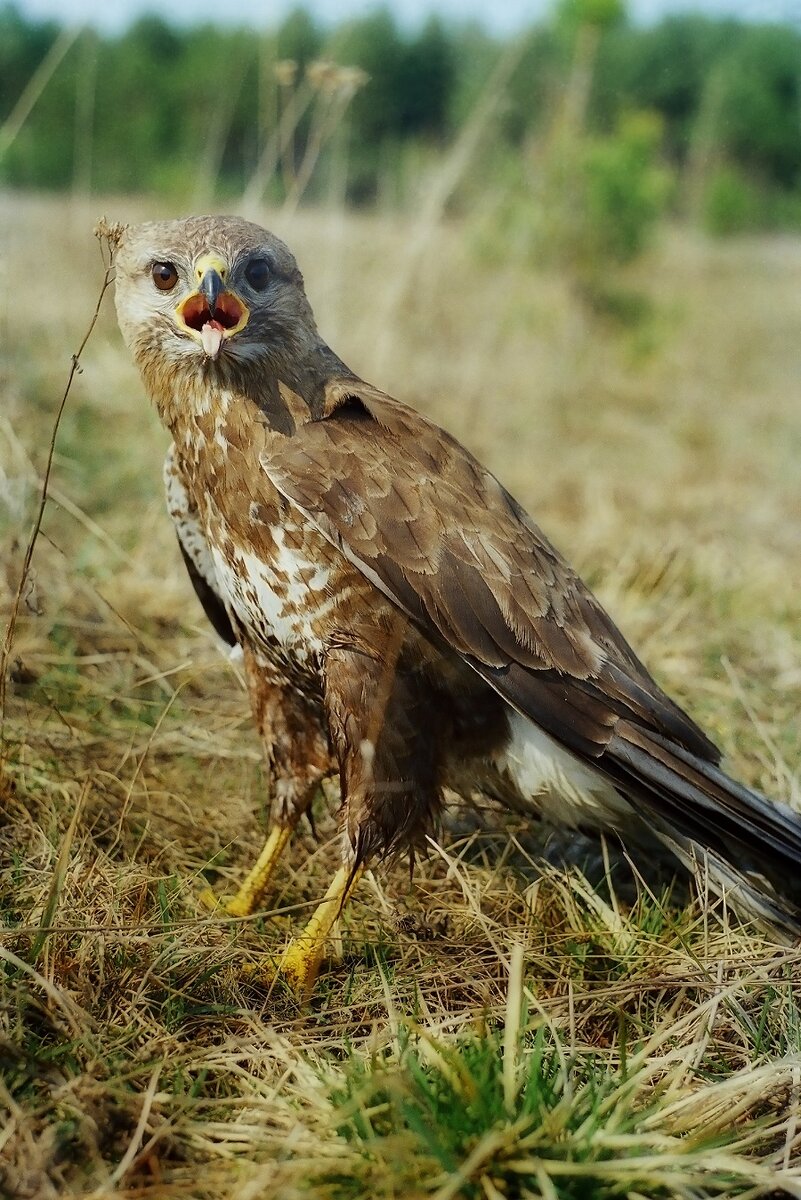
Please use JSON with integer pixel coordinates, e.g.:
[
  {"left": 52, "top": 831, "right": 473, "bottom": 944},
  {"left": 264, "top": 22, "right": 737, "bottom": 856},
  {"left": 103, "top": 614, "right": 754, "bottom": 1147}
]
[
  {"left": 0, "top": 224, "right": 121, "bottom": 748},
  {"left": 241, "top": 79, "right": 316, "bottom": 213},
  {"left": 371, "top": 36, "right": 530, "bottom": 375}
]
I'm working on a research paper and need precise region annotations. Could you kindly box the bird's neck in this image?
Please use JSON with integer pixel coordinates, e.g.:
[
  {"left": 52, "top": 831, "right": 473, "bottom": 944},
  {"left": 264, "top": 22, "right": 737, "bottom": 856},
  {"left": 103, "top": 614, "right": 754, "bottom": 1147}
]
[
  {"left": 139, "top": 338, "right": 361, "bottom": 445},
  {"left": 140, "top": 340, "right": 359, "bottom": 444}
]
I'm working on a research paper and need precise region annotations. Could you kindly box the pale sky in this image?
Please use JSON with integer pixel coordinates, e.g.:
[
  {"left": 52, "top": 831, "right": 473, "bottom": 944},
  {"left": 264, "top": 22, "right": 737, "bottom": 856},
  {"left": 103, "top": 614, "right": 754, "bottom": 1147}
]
[{"left": 14, "top": 0, "right": 801, "bottom": 34}]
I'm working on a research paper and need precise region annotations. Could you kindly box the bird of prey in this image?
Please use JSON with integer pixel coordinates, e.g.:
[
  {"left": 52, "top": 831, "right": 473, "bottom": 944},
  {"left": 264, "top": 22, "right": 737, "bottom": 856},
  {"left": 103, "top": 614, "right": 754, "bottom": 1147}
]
[{"left": 114, "top": 215, "right": 801, "bottom": 996}]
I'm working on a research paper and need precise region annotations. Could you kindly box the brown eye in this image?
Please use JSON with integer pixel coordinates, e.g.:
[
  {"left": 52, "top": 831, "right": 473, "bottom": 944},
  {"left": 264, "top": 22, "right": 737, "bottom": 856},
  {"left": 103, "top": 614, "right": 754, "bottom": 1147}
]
[{"left": 152, "top": 261, "right": 178, "bottom": 291}]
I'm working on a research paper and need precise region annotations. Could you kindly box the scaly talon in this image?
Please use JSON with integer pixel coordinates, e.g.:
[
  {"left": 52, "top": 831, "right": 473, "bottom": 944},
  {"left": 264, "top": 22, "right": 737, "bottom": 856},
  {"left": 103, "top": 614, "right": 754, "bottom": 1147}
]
[
  {"left": 225, "top": 825, "right": 293, "bottom": 917},
  {"left": 199, "top": 886, "right": 223, "bottom": 912},
  {"left": 249, "top": 863, "right": 364, "bottom": 1000}
]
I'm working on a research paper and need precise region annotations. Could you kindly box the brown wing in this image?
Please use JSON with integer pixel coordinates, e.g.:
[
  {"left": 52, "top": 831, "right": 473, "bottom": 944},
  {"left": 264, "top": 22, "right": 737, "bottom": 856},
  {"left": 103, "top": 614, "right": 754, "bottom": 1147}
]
[
  {"left": 258, "top": 382, "right": 801, "bottom": 925},
  {"left": 260, "top": 382, "right": 718, "bottom": 765}
]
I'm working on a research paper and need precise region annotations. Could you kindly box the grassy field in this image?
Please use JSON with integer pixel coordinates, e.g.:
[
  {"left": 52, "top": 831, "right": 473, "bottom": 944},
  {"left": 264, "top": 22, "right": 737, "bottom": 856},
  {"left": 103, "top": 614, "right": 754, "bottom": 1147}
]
[{"left": 1, "top": 190, "right": 801, "bottom": 1198}]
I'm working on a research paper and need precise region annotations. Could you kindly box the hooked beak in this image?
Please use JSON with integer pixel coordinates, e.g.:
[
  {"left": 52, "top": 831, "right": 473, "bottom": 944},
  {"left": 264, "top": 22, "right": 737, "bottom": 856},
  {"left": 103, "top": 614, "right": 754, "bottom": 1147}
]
[{"left": 198, "top": 268, "right": 224, "bottom": 314}]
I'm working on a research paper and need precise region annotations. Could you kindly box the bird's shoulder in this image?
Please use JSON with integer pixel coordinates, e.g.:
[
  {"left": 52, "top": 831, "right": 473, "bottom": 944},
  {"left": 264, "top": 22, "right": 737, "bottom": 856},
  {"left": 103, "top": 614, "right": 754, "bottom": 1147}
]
[
  {"left": 260, "top": 378, "right": 719, "bottom": 763},
  {"left": 263, "top": 380, "right": 609, "bottom": 676}
]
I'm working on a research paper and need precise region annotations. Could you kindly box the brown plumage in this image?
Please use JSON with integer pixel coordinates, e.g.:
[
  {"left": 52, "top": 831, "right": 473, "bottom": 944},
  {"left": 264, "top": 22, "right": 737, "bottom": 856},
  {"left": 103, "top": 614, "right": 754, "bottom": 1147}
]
[{"left": 114, "top": 215, "right": 801, "bottom": 990}]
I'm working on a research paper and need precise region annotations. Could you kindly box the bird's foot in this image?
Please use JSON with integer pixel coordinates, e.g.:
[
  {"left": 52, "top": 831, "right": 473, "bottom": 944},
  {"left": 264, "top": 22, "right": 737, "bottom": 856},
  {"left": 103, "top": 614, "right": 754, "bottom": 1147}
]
[
  {"left": 246, "top": 864, "right": 363, "bottom": 1000},
  {"left": 201, "top": 825, "right": 293, "bottom": 917},
  {"left": 247, "top": 937, "right": 327, "bottom": 1002},
  {"left": 227, "top": 825, "right": 293, "bottom": 916},
  {"left": 199, "top": 886, "right": 226, "bottom": 912}
]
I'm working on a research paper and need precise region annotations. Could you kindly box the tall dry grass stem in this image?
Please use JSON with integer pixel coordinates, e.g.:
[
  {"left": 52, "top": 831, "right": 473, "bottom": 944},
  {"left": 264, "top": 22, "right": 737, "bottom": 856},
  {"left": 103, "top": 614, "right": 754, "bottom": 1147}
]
[
  {"left": 0, "top": 222, "right": 119, "bottom": 747},
  {"left": 242, "top": 67, "right": 315, "bottom": 214},
  {"left": 371, "top": 37, "right": 529, "bottom": 375},
  {"left": 0, "top": 26, "right": 80, "bottom": 161}
]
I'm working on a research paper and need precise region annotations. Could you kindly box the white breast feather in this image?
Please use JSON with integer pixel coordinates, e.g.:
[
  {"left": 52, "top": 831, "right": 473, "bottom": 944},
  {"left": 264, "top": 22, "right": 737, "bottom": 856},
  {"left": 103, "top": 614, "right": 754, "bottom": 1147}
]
[{"left": 210, "top": 525, "right": 331, "bottom": 663}]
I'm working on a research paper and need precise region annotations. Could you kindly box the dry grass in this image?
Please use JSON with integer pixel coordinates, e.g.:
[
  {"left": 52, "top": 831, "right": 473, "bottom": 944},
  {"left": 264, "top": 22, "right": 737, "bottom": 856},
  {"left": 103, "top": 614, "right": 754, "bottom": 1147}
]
[{"left": 1, "top": 191, "right": 800, "bottom": 1198}]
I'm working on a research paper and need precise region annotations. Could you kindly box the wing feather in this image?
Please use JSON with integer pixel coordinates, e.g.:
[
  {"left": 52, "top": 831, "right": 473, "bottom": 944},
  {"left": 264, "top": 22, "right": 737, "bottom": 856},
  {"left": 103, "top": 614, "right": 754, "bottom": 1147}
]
[{"left": 260, "top": 384, "right": 717, "bottom": 764}]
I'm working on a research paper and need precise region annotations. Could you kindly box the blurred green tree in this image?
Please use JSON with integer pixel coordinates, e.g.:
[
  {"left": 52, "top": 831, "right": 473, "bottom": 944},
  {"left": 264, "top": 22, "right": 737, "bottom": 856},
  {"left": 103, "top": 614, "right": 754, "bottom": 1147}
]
[
  {"left": 715, "top": 27, "right": 801, "bottom": 189},
  {"left": 0, "top": 5, "right": 60, "bottom": 120},
  {"left": 397, "top": 16, "right": 455, "bottom": 137},
  {"left": 276, "top": 7, "right": 323, "bottom": 66},
  {"left": 593, "top": 16, "right": 741, "bottom": 158},
  {"left": 1, "top": 1, "right": 800, "bottom": 230}
]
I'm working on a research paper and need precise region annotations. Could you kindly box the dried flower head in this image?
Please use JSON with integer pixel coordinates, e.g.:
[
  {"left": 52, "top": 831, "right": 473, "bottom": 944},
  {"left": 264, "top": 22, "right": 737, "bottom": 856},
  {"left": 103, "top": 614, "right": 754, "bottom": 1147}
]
[
  {"left": 94, "top": 216, "right": 128, "bottom": 267},
  {"left": 335, "top": 66, "right": 370, "bottom": 100},
  {"left": 274, "top": 59, "right": 298, "bottom": 87},
  {"left": 94, "top": 216, "right": 127, "bottom": 250},
  {"left": 306, "top": 59, "right": 339, "bottom": 94}
]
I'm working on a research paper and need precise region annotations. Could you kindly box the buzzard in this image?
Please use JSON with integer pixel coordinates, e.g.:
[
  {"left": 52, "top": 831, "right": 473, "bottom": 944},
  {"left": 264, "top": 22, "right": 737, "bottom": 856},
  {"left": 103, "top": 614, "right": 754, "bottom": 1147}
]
[{"left": 114, "top": 215, "right": 801, "bottom": 996}]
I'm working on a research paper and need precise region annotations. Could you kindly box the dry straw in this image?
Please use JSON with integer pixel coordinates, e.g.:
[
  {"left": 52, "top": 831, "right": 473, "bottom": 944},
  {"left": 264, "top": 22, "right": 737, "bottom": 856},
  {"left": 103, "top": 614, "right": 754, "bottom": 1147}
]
[{"left": 1, "top": 196, "right": 800, "bottom": 1196}]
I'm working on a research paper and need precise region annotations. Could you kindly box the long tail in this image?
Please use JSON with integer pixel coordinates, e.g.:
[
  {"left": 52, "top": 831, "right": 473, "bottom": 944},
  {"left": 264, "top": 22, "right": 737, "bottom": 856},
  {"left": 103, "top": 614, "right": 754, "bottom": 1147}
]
[{"left": 606, "top": 721, "right": 801, "bottom": 937}]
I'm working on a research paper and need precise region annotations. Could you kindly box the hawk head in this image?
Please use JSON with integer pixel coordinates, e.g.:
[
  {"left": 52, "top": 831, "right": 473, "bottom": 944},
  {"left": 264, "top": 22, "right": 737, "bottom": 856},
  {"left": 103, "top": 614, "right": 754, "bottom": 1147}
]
[{"left": 114, "top": 216, "right": 319, "bottom": 382}]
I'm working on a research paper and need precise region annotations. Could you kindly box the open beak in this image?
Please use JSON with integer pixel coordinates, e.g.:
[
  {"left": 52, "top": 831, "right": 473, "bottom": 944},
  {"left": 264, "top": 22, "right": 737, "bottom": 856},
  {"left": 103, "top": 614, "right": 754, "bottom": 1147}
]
[{"left": 175, "top": 255, "right": 250, "bottom": 360}]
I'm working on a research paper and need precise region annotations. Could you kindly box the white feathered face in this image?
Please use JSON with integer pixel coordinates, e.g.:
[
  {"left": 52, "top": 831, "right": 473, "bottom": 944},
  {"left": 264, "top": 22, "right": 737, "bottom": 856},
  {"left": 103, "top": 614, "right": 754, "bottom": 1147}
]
[{"left": 114, "top": 215, "right": 317, "bottom": 374}]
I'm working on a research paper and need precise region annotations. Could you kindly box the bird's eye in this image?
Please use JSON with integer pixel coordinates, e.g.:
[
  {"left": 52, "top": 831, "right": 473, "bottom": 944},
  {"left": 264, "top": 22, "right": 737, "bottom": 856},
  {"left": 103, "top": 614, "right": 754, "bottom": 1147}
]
[
  {"left": 245, "top": 258, "right": 270, "bottom": 290},
  {"left": 152, "top": 261, "right": 179, "bottom": 291}
]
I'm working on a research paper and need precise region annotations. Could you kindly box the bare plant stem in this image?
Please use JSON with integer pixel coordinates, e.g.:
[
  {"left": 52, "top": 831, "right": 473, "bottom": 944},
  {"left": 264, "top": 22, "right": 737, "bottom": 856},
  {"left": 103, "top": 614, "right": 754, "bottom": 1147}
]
[
  {"left": 0, "top": 27, "right": 80, "bottom": 160},
  {"left": 371, "top": 37, "right": 529, "bottom": 375},
  {"left": 242, "top": 81, "right": 315, "bottom": 214},
  {"left": 0, "top": 232, "right": 118, "bottom": 752},
  {"left": 282, "top": 90, "right": 353, "bottom": 217}
]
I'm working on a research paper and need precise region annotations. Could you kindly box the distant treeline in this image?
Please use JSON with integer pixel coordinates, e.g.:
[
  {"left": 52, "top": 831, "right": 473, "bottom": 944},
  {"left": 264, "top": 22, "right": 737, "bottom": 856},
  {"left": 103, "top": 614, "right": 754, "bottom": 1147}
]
[{"left": 1, "top": 2, "right": 800, "bottom": 228}]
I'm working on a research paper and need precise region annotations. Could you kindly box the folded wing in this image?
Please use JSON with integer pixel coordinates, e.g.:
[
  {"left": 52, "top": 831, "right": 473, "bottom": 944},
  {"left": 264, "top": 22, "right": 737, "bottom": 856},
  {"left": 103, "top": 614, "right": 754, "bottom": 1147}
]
[{"left": 261, "top": 382, "right": 801, "bottom": 930}]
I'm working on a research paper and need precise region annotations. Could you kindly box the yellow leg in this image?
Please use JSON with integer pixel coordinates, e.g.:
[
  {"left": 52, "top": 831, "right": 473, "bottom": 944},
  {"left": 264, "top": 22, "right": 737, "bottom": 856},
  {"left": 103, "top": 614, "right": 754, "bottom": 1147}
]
[
  {"left": 225, "top": 825, "right": 292, "bottom": 917},
  {"left": 277, "top": 864, "right": 364, "bottom": 1000}
]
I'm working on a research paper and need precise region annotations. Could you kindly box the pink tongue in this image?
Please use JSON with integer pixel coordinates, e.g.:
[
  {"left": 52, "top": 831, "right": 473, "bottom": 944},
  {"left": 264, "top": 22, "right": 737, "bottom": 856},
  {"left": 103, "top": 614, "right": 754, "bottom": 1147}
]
[{"left": 201, "top": 320, "right": 224, "bottom": 359}]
